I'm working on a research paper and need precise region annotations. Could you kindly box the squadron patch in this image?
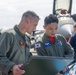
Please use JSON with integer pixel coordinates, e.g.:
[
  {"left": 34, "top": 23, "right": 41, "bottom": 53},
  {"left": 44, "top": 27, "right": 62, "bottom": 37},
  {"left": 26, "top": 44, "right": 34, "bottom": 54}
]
[
  {"left": 19, "top": 40, "right": 24, "bottom": 48},
  {"left": 57, "top": 40, "right": 62, "bottom": 46},
  {"left": 35, "top": 43, "right": 41, "bottom": 48}
]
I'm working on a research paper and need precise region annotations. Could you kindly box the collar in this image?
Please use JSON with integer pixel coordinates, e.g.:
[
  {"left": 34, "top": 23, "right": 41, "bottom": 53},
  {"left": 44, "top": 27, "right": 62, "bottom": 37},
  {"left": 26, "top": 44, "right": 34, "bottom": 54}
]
[
  {"left": 48, "top": 36, "right": 55, "bottom": 43},
  {"left": 14, "top": 25, "right": 25, "bottom": 37}
]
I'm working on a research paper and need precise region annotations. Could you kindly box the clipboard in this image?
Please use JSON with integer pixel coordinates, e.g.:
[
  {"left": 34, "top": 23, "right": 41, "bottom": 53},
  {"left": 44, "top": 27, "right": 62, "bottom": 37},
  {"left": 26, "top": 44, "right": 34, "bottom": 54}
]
[{"left": 21, "top": 56, "right": 73, "bottom": 75}]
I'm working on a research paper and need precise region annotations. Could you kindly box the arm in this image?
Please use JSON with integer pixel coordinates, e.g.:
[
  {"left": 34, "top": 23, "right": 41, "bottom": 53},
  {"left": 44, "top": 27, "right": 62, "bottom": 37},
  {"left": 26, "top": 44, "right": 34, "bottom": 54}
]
[
  {"left": 35, "top": 41, "right": 48, "bottom": 56},
  {"left": 64, "top": 42, "right": 74, "bottom": 57},
  {"left": 11, "top": 64, "right": 25, "bottom": 75},
  {"left": 60, "top": 35, "right": 74, "bottom": 57},
  {"left": 0, "top": 32, "right": 15, "bottom": 74}
]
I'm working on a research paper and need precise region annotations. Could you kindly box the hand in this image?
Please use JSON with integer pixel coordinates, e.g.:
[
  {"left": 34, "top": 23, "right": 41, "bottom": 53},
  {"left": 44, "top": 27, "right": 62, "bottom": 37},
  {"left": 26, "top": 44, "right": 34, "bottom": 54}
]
[
  {"left": 56, "top": 67, "right": 67, "bottom": 75},
  {"left": 11, "top": 64, "right": 25, "bottom": 75},
  {"left": 56, "top": 72, "right": 63, "bottom": 75},
  {"left": 61, "top": 67, "right": 67, "bottom": 73}
]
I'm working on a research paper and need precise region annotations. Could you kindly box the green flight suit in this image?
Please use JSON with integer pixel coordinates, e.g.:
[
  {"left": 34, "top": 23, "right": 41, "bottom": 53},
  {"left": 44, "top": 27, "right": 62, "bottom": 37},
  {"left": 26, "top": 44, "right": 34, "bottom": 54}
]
[
  {"left": 0, "top": 25, "right": 31, "bottom": 75},
  {"left": 35, "top": 33, "right": 73, "bottom": 57}
]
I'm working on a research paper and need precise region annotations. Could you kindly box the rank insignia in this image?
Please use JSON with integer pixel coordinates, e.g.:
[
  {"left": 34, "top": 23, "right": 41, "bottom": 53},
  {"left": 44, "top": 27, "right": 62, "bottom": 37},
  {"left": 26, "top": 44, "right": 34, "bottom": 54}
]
[{"left": 19, "top": 40, "right": 24, "bottom": 48}]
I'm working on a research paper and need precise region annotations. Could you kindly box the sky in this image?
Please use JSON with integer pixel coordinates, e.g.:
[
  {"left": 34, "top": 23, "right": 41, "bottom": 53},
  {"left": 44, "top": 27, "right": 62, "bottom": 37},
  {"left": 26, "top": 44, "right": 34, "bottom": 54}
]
[{"left": 0, "top": 0, "right": 76, "bottom": 30}]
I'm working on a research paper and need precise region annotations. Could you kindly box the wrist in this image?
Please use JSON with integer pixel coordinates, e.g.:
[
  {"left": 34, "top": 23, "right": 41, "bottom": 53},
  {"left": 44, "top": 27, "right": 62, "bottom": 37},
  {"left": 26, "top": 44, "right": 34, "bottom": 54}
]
[
  {"left": 60, "top": 70, "right": 64, "bottom": 74},
  {"left": 10, "top": 64, "right": 16, "bottom": 72}
]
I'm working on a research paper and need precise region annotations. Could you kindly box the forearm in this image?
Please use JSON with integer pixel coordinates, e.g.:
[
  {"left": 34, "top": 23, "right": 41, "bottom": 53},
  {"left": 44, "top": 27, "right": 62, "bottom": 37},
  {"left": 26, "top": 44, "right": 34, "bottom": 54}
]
[
  {"left": 11, "top": 64, "right": 25, "bottom": 75},
  {"left": 0, "top": 56, "right": 15, "bottom": 74}
]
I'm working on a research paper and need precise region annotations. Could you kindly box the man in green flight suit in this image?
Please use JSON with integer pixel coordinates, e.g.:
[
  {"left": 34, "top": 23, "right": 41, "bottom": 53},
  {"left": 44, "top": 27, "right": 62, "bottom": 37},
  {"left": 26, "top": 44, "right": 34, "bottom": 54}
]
[
  {"left": 35, "top": 14, "right": 73, "bottom": 75},
  {"left": 35, "top": 14, "right": 73, "bottom": 57},
  {"left": 0, "top": 10, "right": 40, "bottom": 75}
]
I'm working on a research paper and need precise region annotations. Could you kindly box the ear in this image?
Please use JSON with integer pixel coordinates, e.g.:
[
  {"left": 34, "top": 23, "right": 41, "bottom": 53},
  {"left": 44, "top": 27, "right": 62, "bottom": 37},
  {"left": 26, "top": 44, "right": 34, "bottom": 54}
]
[{"left": 26, "top": 19, "right": 30, "bottom": 23}]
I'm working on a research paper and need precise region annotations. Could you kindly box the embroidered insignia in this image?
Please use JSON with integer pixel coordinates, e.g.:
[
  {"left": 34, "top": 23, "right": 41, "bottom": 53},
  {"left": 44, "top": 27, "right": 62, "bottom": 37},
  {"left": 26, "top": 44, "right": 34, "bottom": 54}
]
[
  {"left": 35, "top": 43, "right": 41, "bottom": 48},
  {"left": 44, "top": 42, "right": 51, "bottom": 47},
  {"left": 57, "top": 40, "right": 62, "bottom": 46},
  {"left": 19, "top": 40, "right": 24, "bottom": 48}
]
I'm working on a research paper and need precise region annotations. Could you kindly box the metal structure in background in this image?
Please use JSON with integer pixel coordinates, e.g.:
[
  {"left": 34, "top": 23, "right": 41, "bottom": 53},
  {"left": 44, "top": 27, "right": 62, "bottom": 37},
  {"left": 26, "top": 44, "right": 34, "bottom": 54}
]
[
  {"left": 53, "top": 0, "right": 76, "bottom": 41},
  {"left": 53, "top": 0, "right": 72, "bottom": 15}
]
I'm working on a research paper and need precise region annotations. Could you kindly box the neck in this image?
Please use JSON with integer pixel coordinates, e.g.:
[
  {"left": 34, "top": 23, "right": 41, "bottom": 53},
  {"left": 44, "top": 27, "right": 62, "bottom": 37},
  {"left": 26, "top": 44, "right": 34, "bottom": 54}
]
[{"left": 18, "top": 24, "right": 26, "bottom": 34}]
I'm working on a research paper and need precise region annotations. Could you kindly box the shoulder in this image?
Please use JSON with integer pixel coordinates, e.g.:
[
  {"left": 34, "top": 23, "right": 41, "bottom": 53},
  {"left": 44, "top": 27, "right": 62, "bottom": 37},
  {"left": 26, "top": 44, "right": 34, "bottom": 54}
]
[
  {"left": 0, "top": 28, "right": 15, "bottom": 40},
  {"left": 55, "top": 34, "right": 67, "bottom": 43},
  {"left": 56, "top": 34, "right": 65, "bottom": 39},
  {"left": 6, "top": 28, "right": 15, "bottom": 34},
  {"left": 1, "top": 28, "right": 15, "bottom": 36},
  {"left": 35, "top": 41, "right": 42, "bottom": 48},
  {"left": 35, "top": 35, "right": 43, "bottom": 48},
  {"left": 35, "top": 35, "right": 43, "bottom": 42}
]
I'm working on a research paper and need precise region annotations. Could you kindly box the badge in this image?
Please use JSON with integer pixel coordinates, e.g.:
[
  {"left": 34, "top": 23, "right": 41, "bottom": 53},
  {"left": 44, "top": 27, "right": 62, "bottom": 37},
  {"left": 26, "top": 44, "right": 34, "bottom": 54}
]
[
  {"left": 19, "top": 40, "right": 24, "bottom": 48},
  {"left": 44, "top": 42, "right": 51, "bottom": 47},
  {"left": 35, "top": 43, "right": 41, "bottom": 48},
  {"left": 57, "top": 40, "right": 62, "bottom": 46}
]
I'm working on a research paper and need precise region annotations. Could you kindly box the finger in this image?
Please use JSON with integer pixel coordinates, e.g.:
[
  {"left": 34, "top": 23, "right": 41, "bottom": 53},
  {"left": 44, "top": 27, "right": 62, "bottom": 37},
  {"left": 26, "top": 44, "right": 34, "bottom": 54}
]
[
  {"left": 20, "top": 70, "right": 25, "bottom": 74},
  {"left": 18, "top": 64, "right": 23, "bottom": 68}
]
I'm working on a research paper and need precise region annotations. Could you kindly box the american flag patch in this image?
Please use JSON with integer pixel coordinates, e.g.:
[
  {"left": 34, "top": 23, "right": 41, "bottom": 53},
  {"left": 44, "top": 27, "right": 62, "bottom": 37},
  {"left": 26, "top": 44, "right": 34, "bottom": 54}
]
[{"left": 35, "top": 43, "right": 41, "bottom": 48}]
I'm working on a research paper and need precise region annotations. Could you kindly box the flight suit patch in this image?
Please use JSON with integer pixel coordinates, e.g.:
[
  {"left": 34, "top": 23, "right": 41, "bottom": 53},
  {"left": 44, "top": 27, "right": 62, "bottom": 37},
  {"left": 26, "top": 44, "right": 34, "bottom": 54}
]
[
  {"left": 57, "top": 40, "right": 62, "bottom": 46},
  {"left": 35, "top": 43, "right": 41, "bottom": 48},
  {"left": 44, "top": 42, "right": 51, "bottom": 47},
  {"left": 19, "top": 40, "right": 24, "bottom": 48}
]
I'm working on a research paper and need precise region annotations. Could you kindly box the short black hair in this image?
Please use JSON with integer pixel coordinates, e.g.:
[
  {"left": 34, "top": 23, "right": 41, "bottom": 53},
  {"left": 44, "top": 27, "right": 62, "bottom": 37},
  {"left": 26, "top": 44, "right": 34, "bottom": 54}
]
[
  {"left": 44, "top": 14, "right": 58, "bottom": 25},
  {"left": 22, "top": 10, "right": 40, "bottom": 20}
]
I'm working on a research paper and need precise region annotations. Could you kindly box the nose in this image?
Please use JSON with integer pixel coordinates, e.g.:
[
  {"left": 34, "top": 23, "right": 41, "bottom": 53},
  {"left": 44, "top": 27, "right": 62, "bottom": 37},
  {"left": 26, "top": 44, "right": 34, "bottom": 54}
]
[{"left": 57, "top": 24, "right": 74, "bottom": 38}]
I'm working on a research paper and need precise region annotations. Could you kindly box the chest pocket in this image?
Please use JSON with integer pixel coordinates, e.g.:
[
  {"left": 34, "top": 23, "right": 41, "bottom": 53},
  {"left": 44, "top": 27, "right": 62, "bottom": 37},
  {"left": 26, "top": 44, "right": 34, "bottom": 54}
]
[{"left": 10, "top": 32, "right": 26, "bottom": 53}]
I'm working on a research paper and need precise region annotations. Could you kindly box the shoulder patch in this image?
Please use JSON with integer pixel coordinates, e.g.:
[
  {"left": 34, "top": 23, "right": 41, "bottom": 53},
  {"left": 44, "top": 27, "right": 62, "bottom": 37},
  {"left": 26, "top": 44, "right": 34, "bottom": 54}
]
[{"left": 35, "top": 43, "right": 41, "bottom": 48}]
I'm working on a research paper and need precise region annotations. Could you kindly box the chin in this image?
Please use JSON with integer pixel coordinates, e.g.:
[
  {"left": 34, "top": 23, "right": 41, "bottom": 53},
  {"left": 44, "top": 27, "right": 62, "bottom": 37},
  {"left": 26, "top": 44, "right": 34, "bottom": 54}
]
[{"left": 50, "top": 35, "right": 55, "bottom": 37}]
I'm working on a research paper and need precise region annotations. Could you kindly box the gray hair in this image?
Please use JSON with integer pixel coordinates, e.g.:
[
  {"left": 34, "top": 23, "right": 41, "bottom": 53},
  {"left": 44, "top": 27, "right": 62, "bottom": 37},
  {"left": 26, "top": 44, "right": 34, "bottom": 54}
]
[{"left": 22, "top": 10, "right": 40, "bottom": 20}]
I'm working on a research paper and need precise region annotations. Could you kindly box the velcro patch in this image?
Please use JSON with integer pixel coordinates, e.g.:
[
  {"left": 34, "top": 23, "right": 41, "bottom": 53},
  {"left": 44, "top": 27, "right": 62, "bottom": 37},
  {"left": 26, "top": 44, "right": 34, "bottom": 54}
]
[
  {"left": 44, "top": 42, "right": 51, "bottom": 47},
  {"left": 35, "top": 43, "right": 41, "bottom": 48}
]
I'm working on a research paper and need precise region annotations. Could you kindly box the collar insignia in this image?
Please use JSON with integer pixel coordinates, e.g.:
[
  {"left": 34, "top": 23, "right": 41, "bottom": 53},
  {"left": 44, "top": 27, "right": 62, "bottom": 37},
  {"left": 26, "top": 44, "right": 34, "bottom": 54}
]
[{"left": 19, "top": 40, "right": 24, "bottom": 48}]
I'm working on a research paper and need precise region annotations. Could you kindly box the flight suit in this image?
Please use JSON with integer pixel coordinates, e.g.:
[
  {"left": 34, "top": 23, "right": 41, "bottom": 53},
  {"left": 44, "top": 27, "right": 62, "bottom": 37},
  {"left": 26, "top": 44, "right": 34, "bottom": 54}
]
[
  {"left": 0, "top": 25, "right": 31, "bottom": 75},
  {"left": 35, "top": 33, "right": 73, "bottom": 57}
]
